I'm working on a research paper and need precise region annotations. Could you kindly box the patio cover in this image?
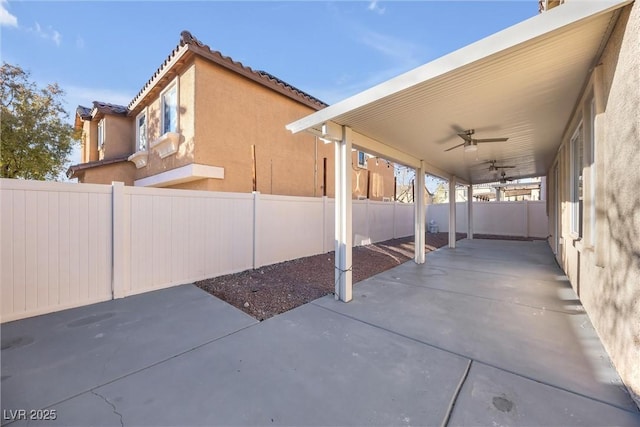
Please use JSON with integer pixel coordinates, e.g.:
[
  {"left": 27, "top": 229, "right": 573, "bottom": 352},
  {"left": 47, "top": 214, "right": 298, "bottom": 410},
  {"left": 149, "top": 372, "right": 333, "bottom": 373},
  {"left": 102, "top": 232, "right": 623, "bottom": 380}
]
[{"left": 286, "top": 0, "right": 631, "bottom": 301}]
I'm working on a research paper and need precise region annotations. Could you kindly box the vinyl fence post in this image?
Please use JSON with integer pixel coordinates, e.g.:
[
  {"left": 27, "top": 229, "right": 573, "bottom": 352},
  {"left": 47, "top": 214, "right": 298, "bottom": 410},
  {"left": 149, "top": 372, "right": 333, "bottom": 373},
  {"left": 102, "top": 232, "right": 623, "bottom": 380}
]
[
  {"left": 524, "top": 200, "right": 529, "bottom": 238},
  {"left": 252, "top": 191, "right": 260, "bottom": 269},
  {"left": 111, "top": 181, "right": 127, "bottom": 299},
  {"left": 393, "top": 201, "right": 397, "bottom": 239},
  {"left": 322, "top": 196, "right": 328, "bottom": 253}
]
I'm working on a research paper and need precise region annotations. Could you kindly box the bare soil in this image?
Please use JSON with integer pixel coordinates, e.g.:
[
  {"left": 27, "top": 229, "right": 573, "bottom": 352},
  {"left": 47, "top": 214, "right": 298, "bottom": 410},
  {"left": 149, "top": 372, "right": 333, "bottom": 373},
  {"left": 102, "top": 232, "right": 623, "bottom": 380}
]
[{"left": 195, "top": 233, "right": 544, "bottom": 321}]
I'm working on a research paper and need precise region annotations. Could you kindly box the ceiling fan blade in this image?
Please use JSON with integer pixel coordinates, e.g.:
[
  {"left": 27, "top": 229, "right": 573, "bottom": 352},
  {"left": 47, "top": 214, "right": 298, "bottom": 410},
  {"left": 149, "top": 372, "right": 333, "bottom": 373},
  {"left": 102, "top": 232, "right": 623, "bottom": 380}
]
[
  {"left": 475, "top": 137, "right": 509, "bottom": 143},
  {"left": 445, "top": 143, "right": 465, "bottom": 152},
  {"left": 496, "top": 165, "right": 515, "bottom": 169},
  {"left": 457, "top": 132, "right": 472, "bottom": 142}
]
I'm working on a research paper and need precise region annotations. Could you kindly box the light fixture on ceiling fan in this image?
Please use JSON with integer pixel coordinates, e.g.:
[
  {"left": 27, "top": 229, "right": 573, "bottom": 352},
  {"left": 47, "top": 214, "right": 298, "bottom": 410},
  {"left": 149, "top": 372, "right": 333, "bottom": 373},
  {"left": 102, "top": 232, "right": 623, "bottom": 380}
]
[{"left": 445, "top": 129, "right": 509, "bottom": 153}]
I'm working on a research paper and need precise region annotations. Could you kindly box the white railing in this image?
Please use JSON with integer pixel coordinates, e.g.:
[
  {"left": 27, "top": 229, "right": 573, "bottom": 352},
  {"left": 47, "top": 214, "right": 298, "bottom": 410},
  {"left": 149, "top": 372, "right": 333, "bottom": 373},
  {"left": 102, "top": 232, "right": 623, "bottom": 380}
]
[{"left": 0, "top": 179, "right": 414, "bottom": 322}]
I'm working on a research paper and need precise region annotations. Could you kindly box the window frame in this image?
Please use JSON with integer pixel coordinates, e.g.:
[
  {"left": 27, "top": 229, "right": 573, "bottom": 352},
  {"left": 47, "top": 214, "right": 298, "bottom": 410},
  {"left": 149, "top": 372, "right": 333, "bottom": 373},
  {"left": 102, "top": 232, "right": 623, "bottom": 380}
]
[
  {"left": 357, "top": 151, "right": 367, "bottom": 169},
  {"left": 97, "top": 119, "right": 105, "bottom": 151},
  {"left": 161, "top": 78, "right": 179, "bottom": 135},
  {"left": 589, "top": 97, "right": 597, "bottom": 246},
  {"left": 570, "top": 121, "right": 584, "bottom": 237},
  {"left": 136, "top": 109, "right": 148, "bottom": 152}
]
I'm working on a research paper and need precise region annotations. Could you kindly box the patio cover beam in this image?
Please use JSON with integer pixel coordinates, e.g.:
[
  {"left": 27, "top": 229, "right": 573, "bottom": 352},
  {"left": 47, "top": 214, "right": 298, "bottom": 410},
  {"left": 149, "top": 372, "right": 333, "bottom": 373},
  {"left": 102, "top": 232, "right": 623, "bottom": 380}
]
[{"left": 286, "top": 1, "right": 631, "bottom": 184}]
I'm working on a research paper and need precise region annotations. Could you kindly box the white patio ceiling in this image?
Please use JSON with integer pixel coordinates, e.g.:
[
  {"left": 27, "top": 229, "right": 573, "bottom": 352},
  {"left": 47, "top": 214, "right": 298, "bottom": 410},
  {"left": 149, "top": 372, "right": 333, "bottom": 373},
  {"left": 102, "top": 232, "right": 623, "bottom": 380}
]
[{"left": 287, "top": 1, "right": 631, "bottom": 184}]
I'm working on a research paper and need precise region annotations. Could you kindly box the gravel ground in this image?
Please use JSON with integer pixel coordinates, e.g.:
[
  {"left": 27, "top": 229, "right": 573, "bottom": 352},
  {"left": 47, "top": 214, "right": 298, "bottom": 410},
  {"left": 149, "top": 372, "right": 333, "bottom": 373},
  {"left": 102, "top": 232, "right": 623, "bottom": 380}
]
[{"left": 196, "top": 233, "right": 544, "bottom": 320}]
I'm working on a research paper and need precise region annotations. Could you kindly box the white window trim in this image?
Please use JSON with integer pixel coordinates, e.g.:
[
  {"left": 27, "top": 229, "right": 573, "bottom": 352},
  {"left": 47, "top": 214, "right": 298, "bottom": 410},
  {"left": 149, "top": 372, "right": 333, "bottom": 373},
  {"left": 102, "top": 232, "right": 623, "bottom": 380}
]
[
  {"left": 97, "top": 119, "right": 105, "bottom": 151},
  {"left": 589, "top": 97, "right": 597, "bottom": 247},
  {"left": 569, "top": 121, "right": 583, "bottom": 238},
  {"left": 160, "top": 77, "right": 179, "bottom": 135},
  {"left": 135, "top": 108, "right": 148, "bottom": 152},
  {"left": 357, "top": 151, "right": 367, "bottom": 169}
]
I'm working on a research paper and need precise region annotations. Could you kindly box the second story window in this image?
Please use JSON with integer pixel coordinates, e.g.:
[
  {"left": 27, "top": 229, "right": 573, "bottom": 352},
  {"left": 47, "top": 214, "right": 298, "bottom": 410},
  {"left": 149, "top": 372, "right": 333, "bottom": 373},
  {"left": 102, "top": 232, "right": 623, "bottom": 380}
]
[
  {"left": 136, "top": 112, "right": 147, "bottom": 151},
  {"left": 162, "top": 83, "right": 178, "bottom": 134},
  {"left": 97, "top": 119, "right": 105, "bottom": 150},
  {"left": 357, "top": 151, "right": 367, "bottom": 169}
]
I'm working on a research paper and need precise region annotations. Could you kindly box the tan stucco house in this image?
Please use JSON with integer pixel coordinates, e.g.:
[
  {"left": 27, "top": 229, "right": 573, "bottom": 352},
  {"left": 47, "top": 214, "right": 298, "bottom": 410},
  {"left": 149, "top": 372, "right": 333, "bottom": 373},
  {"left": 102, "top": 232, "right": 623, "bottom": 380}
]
[{"left": 68, "top": 31, "right": 395, "bottom": 200}]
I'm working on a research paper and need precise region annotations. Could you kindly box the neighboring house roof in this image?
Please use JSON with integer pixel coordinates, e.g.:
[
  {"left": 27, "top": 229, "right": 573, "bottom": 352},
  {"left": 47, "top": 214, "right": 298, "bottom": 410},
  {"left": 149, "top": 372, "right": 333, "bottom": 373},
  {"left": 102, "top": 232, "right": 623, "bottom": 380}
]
[
  {"left": 67, "top": 155, "right": 131, "bottom": 179},
  {"left": 76, "top": 105, "right": 92, "bottom": 120},
  {"left": 91, "top": 101, "right": 128, "bottom": 116},
  {"left": 129, "top": 30, "right": 327, "bottom": 114},
  {"left": 75, "top": 102, "right": 129, "bottom": 129}
]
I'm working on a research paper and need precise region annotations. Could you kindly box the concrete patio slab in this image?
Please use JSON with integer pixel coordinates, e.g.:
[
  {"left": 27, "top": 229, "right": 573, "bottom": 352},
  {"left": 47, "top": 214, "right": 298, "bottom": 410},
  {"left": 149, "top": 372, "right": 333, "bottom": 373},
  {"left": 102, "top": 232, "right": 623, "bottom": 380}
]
[
  {"left": 2, "top": 238, "right": 638, "bottom": 426},
  {"left": 314, "top": 240, "right": 638, "bottom": 413},
  {"left": 373, "top": 259, "right": 579, "bottom": 314},
  {"left": 23, "top": 303, "right": 470, "bottom": 426},
  {"left": 1, "top": 285, "right": 257, "bottom": 417},
  {"left": 449, "top": 363, "right": 640, "bottom": 426}
]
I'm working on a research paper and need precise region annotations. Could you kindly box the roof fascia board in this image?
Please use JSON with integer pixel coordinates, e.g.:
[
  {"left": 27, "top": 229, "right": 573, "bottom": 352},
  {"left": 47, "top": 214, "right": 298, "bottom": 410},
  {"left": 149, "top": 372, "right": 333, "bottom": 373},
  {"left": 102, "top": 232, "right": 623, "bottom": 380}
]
[
  {"left": 348, "top": 126, "right": 421, "bottom": 169},
  {"left": 286, "top": 0, "right": 631, "bottom": 134},
  {"left": 128, "top": 45, "right": 191, "bottom": 113}
]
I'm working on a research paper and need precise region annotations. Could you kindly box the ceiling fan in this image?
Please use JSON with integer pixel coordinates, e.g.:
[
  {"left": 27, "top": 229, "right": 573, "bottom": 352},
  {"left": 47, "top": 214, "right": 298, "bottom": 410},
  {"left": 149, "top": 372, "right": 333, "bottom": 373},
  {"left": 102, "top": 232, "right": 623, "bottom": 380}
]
[
  {"left": 445, "top": 129, "right": 508, "bottom": 153},
  {"left": 487, "top": 160, "right": 515, "bottom": 172},
  {"left": 498, "top": 170, "right": 515, "bottom": 184}
]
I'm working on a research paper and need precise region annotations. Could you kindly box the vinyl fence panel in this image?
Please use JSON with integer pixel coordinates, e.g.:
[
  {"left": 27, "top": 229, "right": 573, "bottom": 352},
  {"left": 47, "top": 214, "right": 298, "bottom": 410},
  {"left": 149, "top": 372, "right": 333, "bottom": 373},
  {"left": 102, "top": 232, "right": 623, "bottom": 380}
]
[{"left": 0, "top": 180, "right": 112, "bottom": 322}]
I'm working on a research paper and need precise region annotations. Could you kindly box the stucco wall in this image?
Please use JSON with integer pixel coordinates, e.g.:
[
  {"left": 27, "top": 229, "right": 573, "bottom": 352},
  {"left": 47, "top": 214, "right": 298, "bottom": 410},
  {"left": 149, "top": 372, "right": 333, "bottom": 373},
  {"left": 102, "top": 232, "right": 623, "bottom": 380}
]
[
  {"left": 193, "top": 57, "right": 320, "bottom": 196},
  {"left": 101, "top": 115, "right": 133, "bottom": 160},
  {"left": 134, "top": 61, "right": 197, "bottom": 180},
  {"left": 548, "top": 4, "right": 640, "bottom": 404},
  {"left": 81, "top": 120, "right": 99, "bottom": 163},
  {"left": 79, "top": 162, "right": 136, "bottom": 186}
]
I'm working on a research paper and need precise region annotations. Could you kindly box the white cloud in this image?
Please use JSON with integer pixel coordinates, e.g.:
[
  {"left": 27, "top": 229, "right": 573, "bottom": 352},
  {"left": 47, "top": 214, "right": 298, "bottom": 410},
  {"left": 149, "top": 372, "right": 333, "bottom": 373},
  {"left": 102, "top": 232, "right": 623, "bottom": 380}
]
[
  {"left": 63, "top": 85, "right": 134, "bottom": 119},
  {"left": 357, "top": 28, "right": 422, "bottom": 67},
  {"left": 305, "top": 64, "right": 414, "bottom": 105},
  {"left": 368, "top": 0, "right": 385, "bottom": 15},
  {"left": 0, "top": 0, "right": 18, "bottom": 27},
  {"left": 28, "top": 21, "right": 62, "bottom": 46},
  {"left": 76, "top": 36, "right": 85, "bottom": 49}
]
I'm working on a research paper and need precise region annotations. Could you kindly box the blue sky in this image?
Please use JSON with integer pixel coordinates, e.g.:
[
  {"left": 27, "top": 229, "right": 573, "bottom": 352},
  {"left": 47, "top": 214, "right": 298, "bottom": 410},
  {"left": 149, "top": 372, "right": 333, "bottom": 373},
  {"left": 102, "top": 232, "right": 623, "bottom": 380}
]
[{"left": 1, "top": 0, "right": 536, "bottom": 167}]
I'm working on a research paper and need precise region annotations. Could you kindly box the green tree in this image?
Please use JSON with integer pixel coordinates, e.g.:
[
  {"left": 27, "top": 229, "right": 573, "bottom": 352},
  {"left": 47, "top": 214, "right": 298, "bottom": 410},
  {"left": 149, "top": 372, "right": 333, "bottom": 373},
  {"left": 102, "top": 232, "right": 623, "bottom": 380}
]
[{"left": 1, "top": 63, "right": 78, "bottom": 180}]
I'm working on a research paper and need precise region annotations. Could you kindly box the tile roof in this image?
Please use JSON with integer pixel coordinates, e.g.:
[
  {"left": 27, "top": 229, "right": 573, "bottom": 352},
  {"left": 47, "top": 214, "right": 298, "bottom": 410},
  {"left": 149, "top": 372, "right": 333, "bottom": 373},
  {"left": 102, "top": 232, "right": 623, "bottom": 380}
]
[
  {"left": 66, "top": 155, "right": 131, "bottom": 179},
  {"left": 129, "top": 31, "right": 327, "bottom": 112},
  {"left": 76, "top": 105, "right": 92, "bottom": 119},
  {"left": 91, "top": 101, "right": 128, "bottom": 116}
]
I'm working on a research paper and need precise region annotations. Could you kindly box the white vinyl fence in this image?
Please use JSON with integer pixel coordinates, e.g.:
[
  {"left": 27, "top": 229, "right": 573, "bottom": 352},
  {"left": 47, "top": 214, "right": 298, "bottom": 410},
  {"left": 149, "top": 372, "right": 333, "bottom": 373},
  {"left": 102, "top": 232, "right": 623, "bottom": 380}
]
[
  {"left": 1, "top": 179, "right": 414, "bottom": 322},
  {"left": 426, "top": 201, "right": 548, "bottom": 238}
]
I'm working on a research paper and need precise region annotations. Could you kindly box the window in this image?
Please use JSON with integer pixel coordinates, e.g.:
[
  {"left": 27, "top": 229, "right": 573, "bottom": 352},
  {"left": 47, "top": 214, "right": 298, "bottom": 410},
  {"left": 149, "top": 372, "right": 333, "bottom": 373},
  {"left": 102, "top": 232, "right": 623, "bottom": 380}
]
[
  {"left": 136, "top": 111, "right": 147, "bottom": 151},
  {"left": 570, "top": 123, "right": 583, "bottom": 236},
  {"left": 357, "top": 151, "right": 367, "bottom": 169},
  {"left": 589, "top": 97, "right": 597, "bottom": 246},
  {"left": 162, "top": 83, "right": 178, "bottom": 134},
  {"left": 97, "top": 119, "right": 105, "bottom": 150}
]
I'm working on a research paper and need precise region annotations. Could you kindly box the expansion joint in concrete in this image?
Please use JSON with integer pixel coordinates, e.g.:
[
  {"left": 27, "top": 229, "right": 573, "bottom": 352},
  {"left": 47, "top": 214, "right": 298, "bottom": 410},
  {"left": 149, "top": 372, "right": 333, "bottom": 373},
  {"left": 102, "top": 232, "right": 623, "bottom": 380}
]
[{"left": 441, "top": 359, "right": 472, "bottom": 427}]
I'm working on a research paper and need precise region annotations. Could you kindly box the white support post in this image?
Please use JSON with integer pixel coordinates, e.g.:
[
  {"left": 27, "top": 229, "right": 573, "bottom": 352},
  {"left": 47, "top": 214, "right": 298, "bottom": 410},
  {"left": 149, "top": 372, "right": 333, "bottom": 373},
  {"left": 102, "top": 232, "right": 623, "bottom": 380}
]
[
  {"left": 334, "top": 126, "right": 353, "bottom": 302},
  {"left": 467, "top": 184, "right": 474, "bottom": 240},
  {"left": 449, "top": 177, "right": 457, "bottom": 248},
  {"left": 414, "top": 161, "right": 426, "bottom": 264}
]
